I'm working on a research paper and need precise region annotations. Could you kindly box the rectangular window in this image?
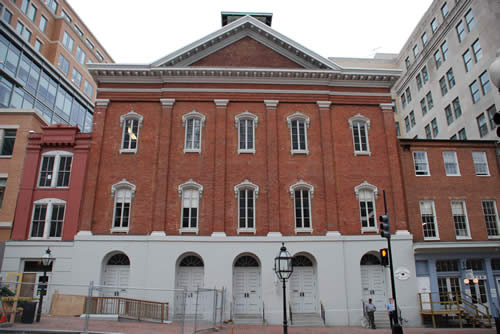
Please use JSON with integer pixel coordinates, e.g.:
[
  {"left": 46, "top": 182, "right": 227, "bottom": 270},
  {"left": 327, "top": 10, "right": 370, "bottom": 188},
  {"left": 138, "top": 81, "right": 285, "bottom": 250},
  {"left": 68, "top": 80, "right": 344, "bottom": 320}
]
[
  {"left": 238, "top": 188, "right": 255, "bottom": 231},
  {"left": 422, "top": 66, "right": 429, "bottom": 83},
  {"left": 472, "top": 39, "right": 482, "bottom": 62},
  {"left": 405, "top": 116, "right": 410, "bottom": 133},
  {"left": 431, "top": 18, "right": 438, "bottom": 33},
  {"left": 46, "top": 0, "right": 58, "bottom": 14},
  {"left": 0, "top": 129, "right": 16, "bottom": 156},
  {"left": 0, "top": 178, "right": 5, "bottom": 209},
  {"left": 96, "top": 50, "right": 103, "bottom": 62},
  {"left": 71, "top": 68, "right": 82, "bottom": 87},
  {"left": 27, "top": 4, "right": 36, "bottom": 22},
  {"left": 472, "top": 152, "right": 489, "bottom": 176},
  {"left": 39, "top": 15, "right": 47, "bottom": 32},
  {"left": 413, "top": 45, "right": 419, "bottom": 58},
  {"left": 434, "top": 50, "right": 442, "bottom": 69},
  {"left": 405, "top": 56, "right": 410, "bottom": 70},
  {"left": 465, "top": 9, "right": 475, "bottom": 31},
  {"left": 431, "top": 118, "right": 439, "bottom": 137},
  {"left": 456, "top": 21, "right": 465, "bottom": 42},
  {"left": 413, "top": 151, "right": 430, "bottom": 176},
  {"left": 446, "top": 68, "right": 455, "bottom": 88},
  {"left": 61, "top": 9, "right": 71, "bottom": 23},
  {"left": 420, "top": 200, "right": 438, "bottom": 239},
  {"left": 463, "top": 49, "right": 472, "bottom": 72},
  {"left": 3, "top": 9, "right": 13, "bottom": 24},
  {"left": 295, "top": 189, "right": 311, "bottom": 230},
  {"left": 34, "top": 39, "right": 42, "bottom": 52},
  {"left": 441, "top": 41, "right": 448, "bottom": 61},
  {"left": 452, "top": 97, "right": 462, "bottom": 118},
  {"left": 441, "top": 3, "right": 449, "bottom": 18},
  {"left": 416, "top": 73, "right": 423, "bottom": 90},
  {"left": 482, "top": 200, "right": 499, "bottom": 237},
  {"left": 443, "top": 151, "right": 459, "bottom": 176},
  {"left": 30, "top": 204, "right": 46, "bottom": 238},
  {"left": 452, "top": 200, "right": 469, "bottom": 238},
  {"left": 445, "top": 105, "right": 454, "bottom": 125},
  {"left": 57, "top": 54, "right": 69, "bottom": 75},
  {"left": 420, "top": 98, "right": 427, "bottom": 116},
  {"left": 62, "top": 31, "right": 74, "bottom": 52},
  {"left": 16, "top": 20, "right": 25, "bottom": 35},
  {"left": 358, "top": 189, "right": 375, "bottom": 229},
  {"left": 185, "top": 118, "right": 202, "bottom": 152},
  {"left": 425, "top": 124, "right": 432, "bottom": 139},
  {"left": 395, "top": 122, "right": 400, "bottom": 137},
  {"left": 458, "top": 128, "right": 467, "bottom": 140},
  {"left": 74, "top": 25, "right": 83, "bottom": 37},
  {"left": 30, "top": 202, "right": 65, "bottom": 238},
  {"left": 352, "top": 120, "right": 369, "bottom": 153},
  {"left": 405, "top": 87, "right": 412, "bottom": 103},
  {"left": 38, "top": 153, "right": 72, "bottom": 187},
  {"left": 410, "top": 111, "right": 416, "bottom": 127},
  {"left": 238, "top": 119, "right": 255, "bottom": 153},
  {"left": 436, "top": 260, "right": 459, "bottom": 272},
  {"left": 439, "top": 76, "right": 448, "bottom": 96},
  {"left": 426, "top": 91, "right": 434, "bottom": 110},
  {"left": 75, "top": 46, "right": 86, "bottom": 65},
  {"left": 479, "top": 71, "right": 491, "bottom": 95},
  {"left": 477, "top": 113, "right": 488, "bottom": 137},
  {"left": 113, "top": 189, "right": 131, "bottom": 230},
  {"left": 85, "top": 38, "right": 94, "bottom": 49},
  {"left": 83, "top": 80, "right": 93, "bottom": 99},
  {"left": 181, "top": 189, "right": 199, "bottom": 230},
  {"left": 470, "top": 80, "right": 480, "bottom": 103},
  {"left": 122, "top": 118, "right": 138, "bottom": 151},
  {"left": 290, "top": 119, "right": 308, "bottom": 153},
  {"left": 21, "top": 0, "right": 29, "bottom": 14},
  {"left": 487, "top": 105, "right": 497, "bottom": 130},
  {"left": 22, "top": 27, "right": 31, "bottom": 42},
  {"left": 421, "top": 32, "right": 428, "bottom": 47},
  {"left": 438, "top": 277, "right": 461, "bottom": 303},
  {"left": 401, "top": 93, "right": 407, "bottom": 109}
]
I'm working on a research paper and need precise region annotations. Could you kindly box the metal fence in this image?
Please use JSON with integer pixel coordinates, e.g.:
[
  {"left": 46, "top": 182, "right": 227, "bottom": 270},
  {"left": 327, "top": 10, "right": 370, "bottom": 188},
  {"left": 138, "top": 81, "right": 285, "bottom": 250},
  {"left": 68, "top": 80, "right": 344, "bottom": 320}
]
[{"left": 0, "top": 279, "right": 226, "bottom": 334}]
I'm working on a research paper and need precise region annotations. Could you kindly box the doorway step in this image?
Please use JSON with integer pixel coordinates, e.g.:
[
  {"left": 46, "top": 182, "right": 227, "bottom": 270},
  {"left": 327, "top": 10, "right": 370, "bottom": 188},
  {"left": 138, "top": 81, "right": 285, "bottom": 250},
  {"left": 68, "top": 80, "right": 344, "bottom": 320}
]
[
  {"left": 232, "top": 314, "right": 264, "bottom": 324},
  {"left": 290, "top": 312, "right": 324, "bottom": 327}
]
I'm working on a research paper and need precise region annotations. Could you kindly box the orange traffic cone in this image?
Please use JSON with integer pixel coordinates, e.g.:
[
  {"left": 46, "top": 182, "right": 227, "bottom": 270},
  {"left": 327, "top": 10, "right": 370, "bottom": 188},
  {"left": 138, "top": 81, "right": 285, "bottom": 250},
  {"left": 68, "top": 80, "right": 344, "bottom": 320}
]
[{"left": 0, "top": 315, "right": 7, "bottom": 323}]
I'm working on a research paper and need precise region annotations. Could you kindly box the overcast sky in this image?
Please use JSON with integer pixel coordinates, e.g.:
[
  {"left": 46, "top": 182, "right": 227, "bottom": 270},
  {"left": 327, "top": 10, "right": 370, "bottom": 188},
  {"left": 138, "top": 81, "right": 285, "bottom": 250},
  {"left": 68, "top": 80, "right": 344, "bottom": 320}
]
[{"left": 67, "top": 0, "right": 433, "bottom": 64}]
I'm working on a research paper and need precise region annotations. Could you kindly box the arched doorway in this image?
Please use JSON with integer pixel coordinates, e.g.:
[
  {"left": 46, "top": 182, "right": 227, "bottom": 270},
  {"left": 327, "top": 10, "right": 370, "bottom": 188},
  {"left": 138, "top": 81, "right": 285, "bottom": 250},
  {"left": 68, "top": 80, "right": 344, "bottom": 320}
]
[
  {"left": 360, "top": 253, "right": 386, "bottom": 310},
  {"left": 290, "top": 255, "right": 317, "bottom": 313},
  {"left": 175, "top": 254, "right": 205, "bottom": 315},
  {"left": 233, "top": 255, "right": 261, "bottom": 315},
  {"left": 102, "top": 253, "right": 130, "bottom": 297}
]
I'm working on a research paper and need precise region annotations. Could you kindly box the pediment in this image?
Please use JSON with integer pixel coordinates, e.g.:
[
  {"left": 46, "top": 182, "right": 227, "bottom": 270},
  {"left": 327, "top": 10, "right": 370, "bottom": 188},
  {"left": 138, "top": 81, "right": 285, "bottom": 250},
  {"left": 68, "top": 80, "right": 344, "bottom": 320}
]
[{"left": 152, "top": 15, "right": 339, "bottom": 70}]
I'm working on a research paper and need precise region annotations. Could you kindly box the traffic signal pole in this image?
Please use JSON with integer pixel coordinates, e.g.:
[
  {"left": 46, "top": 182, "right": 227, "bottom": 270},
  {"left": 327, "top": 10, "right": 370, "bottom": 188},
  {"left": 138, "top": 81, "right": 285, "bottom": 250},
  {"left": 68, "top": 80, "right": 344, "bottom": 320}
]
[{"left": 381, "top": 190, "right": 403, "bottom": 334}]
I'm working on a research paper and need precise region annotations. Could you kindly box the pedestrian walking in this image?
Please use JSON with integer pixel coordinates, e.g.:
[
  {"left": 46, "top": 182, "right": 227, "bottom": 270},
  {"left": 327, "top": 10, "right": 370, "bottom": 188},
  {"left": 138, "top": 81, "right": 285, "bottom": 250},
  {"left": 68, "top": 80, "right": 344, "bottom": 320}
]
[
  {"left": 365, "top": 298, "right": 376, "bottom": 329},
  {"left": 386, "top": 297, "right": 397, "bottom": 328}
]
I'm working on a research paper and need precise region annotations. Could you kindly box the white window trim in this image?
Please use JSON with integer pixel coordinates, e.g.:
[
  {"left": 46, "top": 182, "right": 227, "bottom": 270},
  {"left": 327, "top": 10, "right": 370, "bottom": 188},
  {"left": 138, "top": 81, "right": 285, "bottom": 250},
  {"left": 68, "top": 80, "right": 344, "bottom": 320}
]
[
  {"left": 234, "top": 179, "right": 259, "bottom": 234},
  {"left": 483, "top": 200, "right": 500, "bottom": 240},
  {"left": 38, "top": 151, "right": 73, "bottom": 188},
  {"left": 234, "top": 111, "right": 258, "bottom": 154},
  {"left": 451, "top": 200, "right": 471, "bottom": 240},
  {"left": 442, "top": 151, "right": 461, "bottom": 176},
  {"left": 354, "top": 181, "right": 378, "bottom": 233},
  {"left": 348, "top": 113, "right": 371, "bottom": 156},
  {"left": 0, "top": 126, "right": 19, "bottom": 158},
  {"left": 290, "top": 180, "right": 314, "bottom": 233},
  {"left": 286, "top": 112, "right": 310, "bottom": 155},
  {"left": 111, "top": 179, "right": 136, "bottom": 233},
  {"left": 413, "top": 151, "right": 430, "bottom": 176},
  {"left": 29, "top": 198, "right": 66, "bottom": 240},
  {"left": 178, "top": 179, "right": 203, "bottom": 234},
  {"left": 420, "top": 200, "right": 440, "bottom": 240},
  {"left": 182, "top": 110, "right": 206, "bottom": 153},
  {"left": 473, "top": 152, "right": 490, "bottom": 176},
  {"left": 119, "top": 110, "right": 144, "bottom": 154}
]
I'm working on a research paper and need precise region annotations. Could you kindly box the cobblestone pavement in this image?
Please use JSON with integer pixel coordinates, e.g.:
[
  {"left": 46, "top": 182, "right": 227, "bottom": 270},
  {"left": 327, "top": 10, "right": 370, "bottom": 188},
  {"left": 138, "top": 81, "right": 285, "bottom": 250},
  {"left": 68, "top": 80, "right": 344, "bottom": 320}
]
[{"left": 4, "top": 315, "right": 498, "bottom": 334}]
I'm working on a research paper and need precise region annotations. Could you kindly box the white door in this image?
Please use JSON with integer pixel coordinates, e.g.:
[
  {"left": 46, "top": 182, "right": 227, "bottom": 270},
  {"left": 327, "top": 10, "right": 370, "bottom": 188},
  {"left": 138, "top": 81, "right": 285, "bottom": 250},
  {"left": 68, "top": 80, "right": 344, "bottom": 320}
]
[
  {"left": 290, "top": 266, "right": 317, "bottom": 313},
  {"left": 417, "top": 276, "right": 431, "bottom": 310},
  {"left": 103, "top": 265, "right": 129, "bottom": 297},
  {"left": 233, "top": 267, "right": 261, "bottom": 315},
  {"left": 361, "top": 265, "right": 386, "bottom": 310},
  {"left": 175, "top": 266, "right": 204, "bottom": 315}
]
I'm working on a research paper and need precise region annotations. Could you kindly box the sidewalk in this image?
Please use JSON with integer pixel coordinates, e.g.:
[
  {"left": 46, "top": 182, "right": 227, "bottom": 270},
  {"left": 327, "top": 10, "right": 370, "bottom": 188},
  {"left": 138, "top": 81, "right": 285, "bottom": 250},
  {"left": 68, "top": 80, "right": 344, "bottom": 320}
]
[{"left": 4, "top": 315, "right": 498, "bottom": 334}]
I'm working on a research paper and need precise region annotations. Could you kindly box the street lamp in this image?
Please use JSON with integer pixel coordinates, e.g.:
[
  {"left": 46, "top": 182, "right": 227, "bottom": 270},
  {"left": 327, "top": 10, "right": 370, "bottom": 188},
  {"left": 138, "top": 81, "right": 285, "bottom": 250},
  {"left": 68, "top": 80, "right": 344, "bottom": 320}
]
[
  {"left": 274, "top": 242, "right": 293, "bottom": 334},
  {"left": 36, "top": 248, "right": 53, "bottom": 322}
]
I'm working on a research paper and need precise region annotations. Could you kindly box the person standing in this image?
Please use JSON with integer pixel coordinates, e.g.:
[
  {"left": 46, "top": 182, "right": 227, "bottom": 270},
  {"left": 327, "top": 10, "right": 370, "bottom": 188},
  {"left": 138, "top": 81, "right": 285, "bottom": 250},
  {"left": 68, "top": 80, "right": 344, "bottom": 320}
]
[
  {"left": 387, "top": 298, "right": 397, "bottom": 328},
  {"left": 365, "top": 298, "right": 377, "bottom": 329}
]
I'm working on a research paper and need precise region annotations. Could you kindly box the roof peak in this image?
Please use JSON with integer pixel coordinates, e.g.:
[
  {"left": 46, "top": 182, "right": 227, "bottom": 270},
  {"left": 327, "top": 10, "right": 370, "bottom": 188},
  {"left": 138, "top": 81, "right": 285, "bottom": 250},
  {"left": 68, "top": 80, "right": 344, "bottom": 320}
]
[{"left": 221, "top": 11, "right": 273, "bottom": 27}]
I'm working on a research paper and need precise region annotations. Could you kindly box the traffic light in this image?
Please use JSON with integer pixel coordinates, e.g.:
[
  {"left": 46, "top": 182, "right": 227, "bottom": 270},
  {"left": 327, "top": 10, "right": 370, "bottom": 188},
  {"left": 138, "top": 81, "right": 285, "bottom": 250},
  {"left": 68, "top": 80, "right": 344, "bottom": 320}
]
[
  {"left": 494, "top": 111, "right": 500, "bottom": 137},
  {"left": 380, "top": 248, "right": 389, "bottom": 266},
  {"left": 379, "top": 215, "right": 390, "bottom": 238}
]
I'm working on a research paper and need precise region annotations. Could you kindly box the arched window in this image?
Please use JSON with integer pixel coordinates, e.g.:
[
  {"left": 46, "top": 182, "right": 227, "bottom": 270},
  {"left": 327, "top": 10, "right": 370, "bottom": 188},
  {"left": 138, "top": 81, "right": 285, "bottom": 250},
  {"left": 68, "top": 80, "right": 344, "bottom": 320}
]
[
  {"left": 234, "top": 180, "right": 259, "bottom": 233},
  {"left": 182, "top": 111, "right": 205, "bottom": 153},
  {"left": 355, "top": 181, "right": 378, "bottom": 232},
  {"left": 348, "top": 114, "right": 370, "bottom": 155},
  {"left": 111, "top": 179, "right": 136, "bottom": 232},
  {"left": 235, "top": 111, "right": 258, "bottom": 154},
  {"left": 178, "top": 179, "right": 203, "bottom": 233},
  {"left": 38, "top": 151, "right": 73, "bottom": 188},
  {"left": 290, "top": 180, "right": 314, "bottom": 232},
  {"left": 120, "top": 110, "right": 143, "bottom": 153},
  {"left": 286, "top": 112, "right": 310, "bottom": 155},
  {"left": 234, "top": 256, "right": 259, "bottom": 267},
  {"left": 30, "top": 198, "right": 66, "bottom": 239}
]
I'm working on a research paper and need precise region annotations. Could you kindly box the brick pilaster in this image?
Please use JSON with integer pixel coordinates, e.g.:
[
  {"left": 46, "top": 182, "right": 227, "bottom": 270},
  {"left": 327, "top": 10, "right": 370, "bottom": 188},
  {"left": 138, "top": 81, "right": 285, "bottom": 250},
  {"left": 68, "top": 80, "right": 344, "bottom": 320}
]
[
  {"left": 264, "top": 100, "right": 280, "bottom": 234},
  {"left": 212, "top": 99, "right": 229, "bottom": 234}
]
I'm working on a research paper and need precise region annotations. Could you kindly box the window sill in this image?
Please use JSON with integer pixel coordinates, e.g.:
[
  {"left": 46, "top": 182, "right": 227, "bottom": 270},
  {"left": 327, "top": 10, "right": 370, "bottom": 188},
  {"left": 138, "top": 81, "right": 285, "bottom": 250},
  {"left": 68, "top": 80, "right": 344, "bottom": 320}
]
[
  {"left": 415, "top": 173, "right": 431, "bottom": 176},
  {"left": 238, "top": 149, "right": 256, "bottom": 155},
  {"left": 295, "top": 228, "right": 313, "bottom": 234},
  {"left": 445, "top": 174, "right": 461, "bottom": 177},
  {"left": 361, "top": 227, "right": 378, "bottom": 233},
  {"left": 184, "top": 149, "right": 201, "bottom": 154},
  {"left": 354, "top": 151, "right": 371, "bottom": 156},
  {"left": 29, "top": 237, "right": 62, "bottom": 240},
  {"left": 0, "top": 156, "right": 13, "bottom": 159},
  {"left": 291, "top": 150, "right": 309, "bottom": 156},
  {"left": 476, "top": 174, "right": 490, "bottom": 177},
  {"left": 487, "top": 235, "right": 500, "bottom": 239},
  {"left": 120, "top": 148, "right": 137, "bottom": 154},
  {"left": 456, "top": 236, "right": 471, "bottom": 240},
  {"left": 111, "top": 227, "right": 129, "bottom": 233},
  {"left": 237, "top": 228, "right": 256, "bottom": 234},
  {"left": 423, "top": 237, "right": 440, "bottom": 241},
  {"left": 180, "top": 228, "right": 198, "bottom": 234}
]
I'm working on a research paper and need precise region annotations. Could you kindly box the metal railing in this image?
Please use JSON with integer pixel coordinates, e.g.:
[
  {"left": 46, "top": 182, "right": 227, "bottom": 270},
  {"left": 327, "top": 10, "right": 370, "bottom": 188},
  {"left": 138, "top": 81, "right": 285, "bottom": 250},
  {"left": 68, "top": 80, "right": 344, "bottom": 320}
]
[
  {"left": 288, "top": 302, "right": 293, "bottom": 325},
  {"left": 320, "top": 301, "right": 326, "bottom": 325}
]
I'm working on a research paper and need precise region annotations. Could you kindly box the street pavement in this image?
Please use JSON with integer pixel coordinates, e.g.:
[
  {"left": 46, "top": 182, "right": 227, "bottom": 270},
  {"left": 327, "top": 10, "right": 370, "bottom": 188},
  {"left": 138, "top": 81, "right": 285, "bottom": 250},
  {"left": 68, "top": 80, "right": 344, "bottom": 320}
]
[{"left": 3, "top": 315, "right": 498, "bottom": 334}]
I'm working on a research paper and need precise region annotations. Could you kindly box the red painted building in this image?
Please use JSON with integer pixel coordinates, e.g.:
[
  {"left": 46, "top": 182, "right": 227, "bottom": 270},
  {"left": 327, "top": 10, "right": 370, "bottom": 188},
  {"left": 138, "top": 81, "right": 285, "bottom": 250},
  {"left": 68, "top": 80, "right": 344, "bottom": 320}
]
[{"left": 11, "top": 124, "right": 91, "bottom": 241}]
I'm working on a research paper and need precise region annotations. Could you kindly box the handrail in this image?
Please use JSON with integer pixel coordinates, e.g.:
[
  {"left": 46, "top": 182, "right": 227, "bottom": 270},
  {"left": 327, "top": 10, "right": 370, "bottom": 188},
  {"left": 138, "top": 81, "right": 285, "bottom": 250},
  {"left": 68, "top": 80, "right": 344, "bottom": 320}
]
[
  {"left": 91, "top": 296, "right": 168, "bottom": 322},
  {"left": 262, "top": 302, "right": 265, "bottom": 324},
  {"left": 320, "top": 301, "right": 326, "bottom": 325},
  {"left": 361, "top": 300, "right": 369, "bottom": 328},
  {"left": 289, "top": 302, "right": 293, "bottom": 325}
]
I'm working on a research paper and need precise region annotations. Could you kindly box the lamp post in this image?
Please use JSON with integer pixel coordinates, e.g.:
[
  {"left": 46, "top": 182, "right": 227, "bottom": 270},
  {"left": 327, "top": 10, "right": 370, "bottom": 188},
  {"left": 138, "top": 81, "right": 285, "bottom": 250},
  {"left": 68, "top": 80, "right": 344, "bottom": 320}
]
[
  {"left": 274, "top": 242, "right": 293, "bottom": 334},
  {"left": 36, "top": 248, "right": 53, "bottom": 322}
]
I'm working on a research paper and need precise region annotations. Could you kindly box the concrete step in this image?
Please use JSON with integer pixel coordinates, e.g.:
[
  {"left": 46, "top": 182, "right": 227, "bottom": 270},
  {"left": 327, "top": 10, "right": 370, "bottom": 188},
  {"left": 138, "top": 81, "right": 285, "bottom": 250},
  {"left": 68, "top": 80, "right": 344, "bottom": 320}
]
[
  {"left": 291, "top": 312, "right": 324, "bottom": 328},
  {"left": 233, "top": 314, "right": 264, "bottom": 325}
]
